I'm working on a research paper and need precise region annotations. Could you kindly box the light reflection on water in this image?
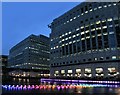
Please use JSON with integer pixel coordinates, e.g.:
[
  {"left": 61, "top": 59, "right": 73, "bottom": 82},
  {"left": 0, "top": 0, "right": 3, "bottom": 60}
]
[{"left": 2, "top": 78, "right": 120, "bottom": 94}]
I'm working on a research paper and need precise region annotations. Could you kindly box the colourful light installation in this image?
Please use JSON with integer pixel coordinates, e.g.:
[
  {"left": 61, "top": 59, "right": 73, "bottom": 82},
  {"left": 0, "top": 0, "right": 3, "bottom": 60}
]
[
  {"left": 2, "top": 83, "right": 120, "bottom": 91},
  {"left": 41, "top": 78, "right": 120, "bottom": 84}
]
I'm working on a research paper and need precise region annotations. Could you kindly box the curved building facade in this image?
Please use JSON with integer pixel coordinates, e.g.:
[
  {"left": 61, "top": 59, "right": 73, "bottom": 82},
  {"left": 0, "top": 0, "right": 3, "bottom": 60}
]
[{"left": 49, "top": 2, "right": 120, "bottom": 79}]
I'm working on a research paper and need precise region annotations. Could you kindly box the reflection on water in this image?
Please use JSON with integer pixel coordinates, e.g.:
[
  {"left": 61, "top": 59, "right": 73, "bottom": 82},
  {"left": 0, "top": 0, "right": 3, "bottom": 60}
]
[{"left": 2, "top": 78, "right": 120, "bottom": 94}]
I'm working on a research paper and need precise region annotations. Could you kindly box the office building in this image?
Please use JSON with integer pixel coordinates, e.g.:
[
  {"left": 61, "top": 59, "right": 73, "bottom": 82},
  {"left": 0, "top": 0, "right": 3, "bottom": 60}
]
[
  {"left": 8, "top": 34, "right": 50, "bottom": 72},
  {"left": 0, "top": 55, "right": 8, "bottom": 76},
  {"left": 49, "top": 2, "right": 120, "bottom": 79}
]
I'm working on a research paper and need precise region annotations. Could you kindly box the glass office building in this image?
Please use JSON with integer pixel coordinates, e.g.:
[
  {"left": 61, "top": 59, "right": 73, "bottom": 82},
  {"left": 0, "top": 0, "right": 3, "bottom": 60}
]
[
  {"left": 8, "top": 34, "right": 50, "bottom": 71},
  {"left": 49, "top": 2, "right": 120, "bottom": 79}
]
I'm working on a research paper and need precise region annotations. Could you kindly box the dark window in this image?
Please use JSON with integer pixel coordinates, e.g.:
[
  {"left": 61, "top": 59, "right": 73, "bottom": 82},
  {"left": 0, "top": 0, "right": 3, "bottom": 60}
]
[
  {"left": 81, "top": 28, "right": 84, "bottom": 32},
  {"left": 90, "top": 17, "right": 93, "bottom": 20},
  {"left": 66, "top": 45, "right": 68, "bottom": 55},
  {"left": 81, "top": 34, "right": 85, "bottom": 38},
  {"left": 82, "top": 40, "right": 85, "bottom": 51},
  {"left": 115, "top": 26, "right": 120, "bottom": 47},
  {"left": 85, "top": 19, "right": 88, "bottom": 22},
  {"left": 100, "top": 57, "right": 104, "bottom": 60},
  {"left": 102, "top": 22, "right": 106, "bottom": 26},
  {"left": 91, "top": 25, "right": 95, "bottom": 29},
  {"left": 98, "top": 36, "right": 103, "bottom": 49},
  {"left": 88, "top": 58, "right": 92, "bottom": 61},
  {"left": 69, "top": 44, "right": 72, "bottom": 54},
  {"left": 97, "top": 30, "right": 101, "bottom": 34},
  {"left": 81, "top": 8, "right": 84, "bottom": 13},
  {"left": 102, "top": 28, "right": 107, "bottom": 33},
  {"left": 86, "top": 39, "right": 91, "bottom": 50},
  {"left": 92, "top": 38, "right": 97, "bottom": 49},
  {"left": 103, "top": 35, "right": 109, "bottom": 48},
  {"left": 96, "top": 23, "right": 101, "bottom": 27},
  {"left": 91, "top": 31, "right": 95, "bottom": 35},
  {"left": 85, "top": 26, "right": 89, "bottom": 30},
  {"left": 106, "top": 57, "right": 109, "bottom": 59},
  {"left": 77, "top": 42, "right": 81, "bottom": 52},
  {"left": 81, "top": 21, "right": 83, "bottom": 23},
  {"left": 74, "top": 60, "right": 77, "bottom": 63},
  {"left": 63, "top": 62, "right": 65, "bottom": 64},
  {"left": 96, "top": 15, "right": 99, "bottom": 18},
  {"left": 85, "top": 6, "right": 88, "bottom": 11},
  {"left": 83, "top": 59, "right": 86, "bottom": 62},
  {"left": 86, "top": 33, "right": 89, "bottom": 36},
  {"left": 62, "top": 46, "right": 65, "bottom": 55},
  {"left": 89, "top": 4, "right": 92, "bottom": 10},
  {"left": 73, "top": 43, "right": 77, "bottom": 53}
]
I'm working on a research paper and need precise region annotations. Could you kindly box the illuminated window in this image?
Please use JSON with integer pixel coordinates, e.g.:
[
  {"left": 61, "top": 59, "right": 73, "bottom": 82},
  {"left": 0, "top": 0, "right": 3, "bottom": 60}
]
[
  {"left": 86, "top": 36, "right": 90, "bottom": 39},
  {"left": 94, "top": 8, "right": 97, "bottom": 10},
  {"left": 69, "top": 31, "right": 71, "bottom": 34},
  {"left": 61, "top": 70, "right": 65, "bottom": 74},
  {"left": 84, "top": 68, "right": 92, "bottom": 77},
  {"left": 108, "top": 67, "right": 116, "bottom": 72},
  {"left": 113, "top": 3, "right": 117, "bottom": 6},
  {"left": 73, "top": 35, "right": 76, "bottom": 38},
  {"left": 107, "top": 18, "right": 112, "bottom": 21},
  {"left": 67, "top": 21, "right": 69, "bottom": 23},
  {"left": 62, "top": 39, "right": 65, "bottom": 41},
  {"left": 96, "top": 68, "right": 103, "bottom": 73},
  {"left": 51, "top": 39, "right": 53, "bottom": 41},
  {"left": 56, "top": 46, "right": 58, "bottom": 48},
  {"left": 81, "top": 26, "right": 84, "bottom": 29},
  {"left": 68, "top": 70, "right": 72, "bottom": 74},
  {"left": 112, "top": 56, "right": 117, "bottom": 59},
  {"left": 76, "top": 69, "right": 81, "bottom": 73},
  {"left": 81, "top": 13, "right": 84, "bottom": 15},
  {"left": 74, "top": 17, "right": 76, "bottom": 19},
  {"left": 85, "top": 30, "right": 89, "bottom": 33},
  {"left": 65, "top": 38, "right": 68, "bottom": 40},
  {"left": 97, "top": 34, "right": 101, "bottom": 36},
  {"left": 103, "top": 33, "right": 108, "bottom": 35},
  {"left": 81, "top": 38, "right": 85, "bottom": 40},
  {"left": 90, "top": 9, "right": 92, "bottom": 12},
  {"left": 70, "top": 19, "right": 73, "bottom": 21},
  {"left": 85, "top": 11, "right": 88, "bottom": 13},
  {"left": 85, "top": 68, "right": 91, "bottom": 73},
  {"left": 76, "top": 28, "right": 80, "bottom": 31},
  {"left": 76, "top": 34, "right": 80, "bottom": 36},
  {"left": 108, "top": 67, "right": 118, "bottom": 76},
  {"left": 108, "top": 4, "right": 111, "bottom": 7},
  {"left": 59, "top": 36, "right": 62, "bottom": 39},
  {"left": 55, "top": 71, "right": 59, "bottom": 74},
  {"left": 96, "top": 21, "right": 101, "bottom": 24},
  {"left": 91, "top": 28, "right": 95, "bottom": 31},
  {"left": 81, "top": 32, "right": 84, "bottom": 35},
  {"left": 65, "top": 33, "right": 68, "bottom": 35},
  {"left": 62, "top": 34, "right": 64, "bottom": 37},
  {"left": 109, "top": 31, "right": 114, "bottom": 35},
  {"left": 98, "top": 6, "right": 102, "bottom": 9},
  {"left": 103, "top": 26, "right": 107, "bottom": 29},
  {"left": 73, "top": 40, "right": 76, "bottom": 43},
  {"left": 104, "top": 5, "right": 107, "bottom": 8},
  {"left": 109, "top": 25, "right": 113, "bottom": 27}
]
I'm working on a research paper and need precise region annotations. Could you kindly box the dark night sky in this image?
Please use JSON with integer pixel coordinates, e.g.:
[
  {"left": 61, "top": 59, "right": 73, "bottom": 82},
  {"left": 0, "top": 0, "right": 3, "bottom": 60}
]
[{"left": 2, "top": 2, "right": 82, "bottom": 55}]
